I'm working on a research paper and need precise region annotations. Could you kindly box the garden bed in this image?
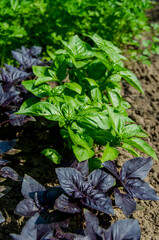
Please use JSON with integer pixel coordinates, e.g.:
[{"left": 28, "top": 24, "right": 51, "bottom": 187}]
[
  {"left": 0, "top": 55, "right": 159, "bottom": 240},
  {"left": 0, "top": 2, "right": 159, "bottom": 239}
]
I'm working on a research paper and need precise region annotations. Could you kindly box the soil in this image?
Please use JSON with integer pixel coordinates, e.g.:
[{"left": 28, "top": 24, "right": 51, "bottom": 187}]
[{"left": 1, "top": 4, "right": 159, "bottom": 240}]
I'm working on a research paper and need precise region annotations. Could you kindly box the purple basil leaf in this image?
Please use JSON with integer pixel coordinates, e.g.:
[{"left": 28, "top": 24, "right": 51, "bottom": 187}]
[
  {"left": 0, "top": 159, "right": 10, "bottom": 165},
  {"left": 114, "top": 189, "right": 136, "bottom": 217},
  {"left": 10, "top": 213, "right": 39, "bottom": 240},
  {"left": 12, "top": 49, "right": 43, "bottom": 70},
  {"left": 32, "top": 187, "right": 64, "bottom": 209},
  {"left": 0, "top": 89, "right": 19, "bottom": 107},
  {"left": 102, "top": 161, "right": 120, "bottom": 180},
  {"left": 9, "top": 114, "right": 35, "bottom": 126},
  {"left": 71, "top": 160, "right": 89, "bottom": 178},
  {"left": 0, "top": 167, "right": 19, "bottom": 181},
  {"left": 54, "top": 194, "right": 81, "bottom": 213},
  {"left": 3, "top": 64, "right": 17, "bottom": 72},
  {"left": 0, "top": 84, "right": 4, "bottom": 94},
  {"left": 0, "top": 211, "right": 5, "bottom": 224},
  {"left": 11, "top": 212, "right": 52, "bottom": 240},
  {"left": 0, "top": 139, "right": 17, "bottom": 154},
  {"left": 43, "top": 231, "right": 54, "bottom": 240},
  {"left": 15, "top": 198, "right": 39, "bottom": 217},
  {"left": 74, "top": 236, "right": 89, "bottom": 240},
  {"left": 30, "top": 46, "right": 42, "bottom": 56},
  {"left": 55, "top": 168, "right": 85, "bottom": 198},
  {"left": 21, "top": 175, "right": 45, "bottom": 198},
  {"left": 107, "top": 219, "right": 141, "bottom": 240},
  {"left": 84, "top": 209, "right": 102, "bottom": 240},
  {"left": 11, "top": 51, "right": 24, "bottom": 65},
  {"left": 36, "top": 220, "right": 52, "bottom": 240},
  {"left": 125, "top": 178, "right": 159, "bottom": 200},
  {"left": 120, "top": 157, "right": 153, "bottom": 181},
  {"left": 4, "top": 64, "right": 30, "bottom": 82},
  {"left": 82, "top": 191, "right": 114, "bottom": 215},
  {"left": 88, "top": 169, "right": 115, "bottom": 192}
]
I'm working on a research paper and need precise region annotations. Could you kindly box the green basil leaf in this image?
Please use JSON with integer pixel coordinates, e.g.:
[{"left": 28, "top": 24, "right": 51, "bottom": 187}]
[
  {"left": 87, "top": 60, "right": 106, "bottom": 80},
  {"left": 72, "top": 145, "right": 94, "bottom": 162},
  {"left": 61, "top": 104, "right": 75, "bottom": 120},
  {"left": 107, "top": 90, "right": 121, "bottom": 107},
  {"left": 121, "top": 124, "right": 143, "bottom": 138},
  {"left": 106, "top": 105, "right": 125, "bottom": 133},
  {"left": 62, "top": 35, "right": 93, "bottom": 60},
  {"left": 35, "top": 76, "right": 58, "bottom": 86},
  {"left": 53, "top": 55, "right": 67, "bottom": 80},
  {"left": 15, "top": 97, "right": 39, "bottom": 113},
  {"left": 121, "top": 143, "right": 140, "bottom": 157},
  {"left": 120, "top": 98, "right": 131, "bottom": 109},
  {"left": 68, "top": 127, "right": 91, "bottom": 149},
  {"left": 109, "top": 74, "right": 122, "bottom": 82},
  {"left": 32, "top": 66, "right": 48, "bottom": 77},
  {"left": 119, "top": 70, "right": 144, "bottom": 94},
  {"left": 123, "top": 137, "right": 158, "bottom": 160},
  {"left": 22, "top": 80, "right": 52, "bottom": 97},
  {"left": 89, "top": 33, "right": 121, "bottom": 63},
  {"left": 88, "top": 158, "right": 102, "bottom": 171},
  {"left": 41, "top": 148, "right": 61, "bottom": 164},
  {"left": 101, "top": 143, "right": 119, "bottom": 162},
  {"left": 77, "top": 112, "right": 111, "bottom": 130},
  {"left": 87, "top": 129, "right": 115, "bottom": 146},
  {"left": 65, "top": 82, "right": 82, "bottom": 94},
  {"left": 52, "top": 85, "right": 66, "bottom": 96},
  {"left": 16, "top": 102, "right": 62, "bottom": 120}
]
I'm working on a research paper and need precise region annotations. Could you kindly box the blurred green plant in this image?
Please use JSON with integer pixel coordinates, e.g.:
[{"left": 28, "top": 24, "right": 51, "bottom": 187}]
[{"left": 0, "top": 0, "right": 157, "bottom": 65}]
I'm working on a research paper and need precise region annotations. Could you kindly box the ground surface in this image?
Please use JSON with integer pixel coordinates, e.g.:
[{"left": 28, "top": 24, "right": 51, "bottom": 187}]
[{"left": 1, "top": 5, "right": 159, "bottom": 240}]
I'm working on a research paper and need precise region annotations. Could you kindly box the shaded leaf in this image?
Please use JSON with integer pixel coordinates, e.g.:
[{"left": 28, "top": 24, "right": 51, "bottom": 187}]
[
  {"left": 84, "top": 209, "right": 102, "bottom": 240},
  {"left": 114, "top": 189, "right": 136, "bottom": 217},
  {"left": 0, "top": 139, "right": 17, "bottom": 154},
  {"left": 102, "top": 160, "right": 120, "bottom": 180},
  {"left": 21, "top": 174, "right": 45, "bottom": 198},
  {"left": 54, "top": 194, "right": 81, "bottom": 213}
]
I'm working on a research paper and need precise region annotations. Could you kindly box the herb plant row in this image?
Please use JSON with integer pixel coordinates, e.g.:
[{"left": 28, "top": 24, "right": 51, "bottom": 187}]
[
  {"left": 16, "top": 34, "right": 158, "bottom": 167},
  {"left": 0, "top": 34, "right": 158, "bottom": 239}
]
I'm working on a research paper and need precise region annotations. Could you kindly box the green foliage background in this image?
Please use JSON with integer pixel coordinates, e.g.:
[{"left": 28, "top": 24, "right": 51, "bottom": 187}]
[{"left": 0, "top": 0, "right": 153, "bottom": 65}]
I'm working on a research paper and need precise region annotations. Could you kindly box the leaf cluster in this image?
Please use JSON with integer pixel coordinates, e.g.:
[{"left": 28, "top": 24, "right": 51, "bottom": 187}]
[
  {"left": 0, "top": 46, "right": 49, "bottom": 126},
  {"left": 11, "top": 157, "right": 159, "bottom": 239},
  {"left": 16, "top": 35, "right": 158, "bottom": 165}
]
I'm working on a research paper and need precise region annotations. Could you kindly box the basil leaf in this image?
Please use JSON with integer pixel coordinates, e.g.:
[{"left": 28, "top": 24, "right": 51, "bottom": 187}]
[
  {"left": 123, "top": 138, "right": 158, "bottom": 160},
  {"left": 41, "top": 148, "right": 61, "bottom": 164}
]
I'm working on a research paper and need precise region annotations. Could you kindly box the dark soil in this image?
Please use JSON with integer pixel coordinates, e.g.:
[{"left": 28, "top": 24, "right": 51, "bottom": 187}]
[{"left": 1, "top": 5, "right": 159, "bottom": 240}]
